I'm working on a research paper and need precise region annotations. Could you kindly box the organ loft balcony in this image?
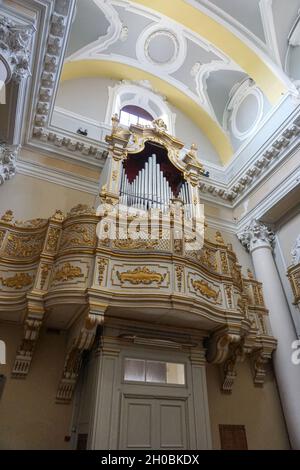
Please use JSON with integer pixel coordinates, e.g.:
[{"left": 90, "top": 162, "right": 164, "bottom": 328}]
[{"left": 0, "top": 117, "right": 276, "bottom": 402}]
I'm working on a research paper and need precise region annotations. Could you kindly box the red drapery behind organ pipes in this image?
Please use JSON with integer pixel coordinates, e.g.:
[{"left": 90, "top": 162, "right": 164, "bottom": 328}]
[{"left": 123, "top": 141, "right": 184, "bottom": 197}]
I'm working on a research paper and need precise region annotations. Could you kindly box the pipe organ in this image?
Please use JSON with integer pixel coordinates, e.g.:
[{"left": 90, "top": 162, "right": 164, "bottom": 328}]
[
  {"left": 120, "top": 153, "right": 192, "bottom": 213},
  {"left": 0, "top": 116, "right": 278, "bottom": 450}
]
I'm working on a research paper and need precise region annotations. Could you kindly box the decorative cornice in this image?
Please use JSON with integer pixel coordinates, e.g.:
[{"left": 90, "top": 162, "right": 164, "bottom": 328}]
[
  {"left": 0, "top": 144, "right": 18, "bottom": 185},
  {"left": 0, "top": 15, "right": 35, "bottom": 83},
  {"left": 237, "top": 219, "right": 275, "bottom": 253},
  {"left": 32, "top": 0, "right": 75, "bottom": 136},
  {"left": 32, "top": 126, "right": 108, "bottom": 165},
  {"left": 198, "top": 113, "right": 300, "bottom": 203}
]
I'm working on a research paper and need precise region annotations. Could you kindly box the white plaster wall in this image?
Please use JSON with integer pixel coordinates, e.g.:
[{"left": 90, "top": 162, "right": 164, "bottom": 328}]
[
  {"left": 276, "top": 210, "right": 300, "bottom": 267},
  {"left": 55, "top": 78, "right": 221, "bottom": 164},
  {"left": 170, "top": 104, "right": 221, "bottom": 164},
  {"left": 273, "top": 209, "right": 300, "bottom": 337},
  {"left": 0, "top": 174, "right": 96, "bottom": 220},
  {"left": 55, "top": 77, "right": 116, "bottom": 123}
]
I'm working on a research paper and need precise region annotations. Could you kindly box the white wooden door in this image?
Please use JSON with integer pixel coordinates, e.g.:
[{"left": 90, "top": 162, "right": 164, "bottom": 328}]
[{"left": 119, "top": 396, "right": 188, "bottom": 450}]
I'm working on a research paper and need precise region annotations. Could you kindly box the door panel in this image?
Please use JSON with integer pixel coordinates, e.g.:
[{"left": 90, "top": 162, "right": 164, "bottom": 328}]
[
  {"left": 160, "top": 402, "right": 186, "bottom": 449},
  {"left": 120, "top": 396, "right": 188, "bottom": 450},
  {"left": 127, "top": 402, "right": 152, "bottom": 448}
]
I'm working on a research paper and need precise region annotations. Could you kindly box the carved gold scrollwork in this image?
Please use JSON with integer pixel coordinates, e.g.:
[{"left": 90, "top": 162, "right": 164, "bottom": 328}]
[
  {"left": 60, "top": 224, "right": 96, "bottom": 249},
  {"left": 287, "top": 267, "right": 300, "bottom": 304},
  {"left": 0, "top": 229, "right": 5, "bottom": 247},
  {"left": 229, "top": 258, "right": 243, "bottom": 289},
  {"left": 192, "top": 278, "right": 219, "bottom": 301},
  {"left": 53, "top": 263, "right": 83, "bottom": 282},
  {"left": 224, "top": 284, "right": 233, "bottom": 308},
  {"left": 175, "top": 265, "right": 184, "bottom": 292},
  {"left": 215, "top": 231, "right": 225, "bottom": 245},
  {"left": 0, "top": 272, "right": 33, "bottom": 289},
  {"left": 220, "top": 252, "right": 229, "bottom": 274},
  {"left": 112, "top": 170, "right": 118, "bottom": 181},
  {"left": 98, "top": 258, "right": 108, "bottom": 286},
  {"left": 6, "top": 233, "right": 44, "bottom": 258},
  {"left": 198, "top": 248, "right": 217, "bottom": 271},
  {"left": 46, "top": 227, "right": 60, "bottom": 252},
  {"left": 117, "top": 266, "right": 165, "bottom": 285},
  {"left": 1, "top": 210, "right": 14, "bottom": 223},
  {"left": 113, "top": 238, "right": 158, "bottom": 250}
]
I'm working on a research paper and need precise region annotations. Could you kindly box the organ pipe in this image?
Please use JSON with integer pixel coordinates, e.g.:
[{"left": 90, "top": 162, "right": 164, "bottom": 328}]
[{"left": 120, "top": 154, "right": 194, "bottom": 212}]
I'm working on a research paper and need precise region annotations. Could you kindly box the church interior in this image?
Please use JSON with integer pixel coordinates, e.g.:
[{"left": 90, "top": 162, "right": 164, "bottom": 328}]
[{"left": 0, "top": 0, "right": 300, "bottom": 450}]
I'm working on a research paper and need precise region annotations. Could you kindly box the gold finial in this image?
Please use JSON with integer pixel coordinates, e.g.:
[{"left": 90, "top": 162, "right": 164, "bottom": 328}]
[
  {"left": 1, "top": 210, "right": 14, "bottom": 223},
  {"left": 111, "top": 113, "right": 119, "bottom": 131},
  {"left": 51, "top": 209, "right": 64, "bottom": 221},
  {"left": 152, "top": 118, "right": 168, "bottom": 132},
  {"left": 215, "top": 230, "right": 225, "bottom": 244},
  {"left": 247, "top": 268, "right": 254, "bottom": 279}
]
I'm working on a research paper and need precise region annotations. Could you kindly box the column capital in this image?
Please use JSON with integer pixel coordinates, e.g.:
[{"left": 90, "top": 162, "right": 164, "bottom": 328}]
[
  {"left": 0, "top": 15, "right": 35, "bottom": 84},
  {"left": 237, "top": 219, "right": 275, "bottom": 253}
]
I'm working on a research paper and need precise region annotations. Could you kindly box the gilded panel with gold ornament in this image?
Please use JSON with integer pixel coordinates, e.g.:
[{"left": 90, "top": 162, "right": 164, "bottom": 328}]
[
  {"left": 3, "top": 231, "right": 45, "bottom": 260},
  {"left": 60, "top": 223, "right": 97, "bottom": 251},
  {"left": 50, "top": 260, "right": 90, "bottom": 288},
  {"left": 188, "top": 272, "right": 222, "bottom": 304},
  {"left": 0, "top": 270, "right": 35, "bottom": 291},
  {"left": 111, "top": 264, "right": 170, "bottom": 289}
]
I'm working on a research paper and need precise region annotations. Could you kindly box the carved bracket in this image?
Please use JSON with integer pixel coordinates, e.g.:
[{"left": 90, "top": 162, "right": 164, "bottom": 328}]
[
  {"left": 206, "top": 329, "right": 241, "bottom": 364},
  {"left": 221, "top": 342, "right": 245, "bottom": 393},
  {"left": 12, "top": 296, "right": 45, "bottom": 378},
  {"left": 56, "top": 311, "right": 104, "bottom": 404},
  {"left": 250, "top": 337, "right": 277, "bottom": 386}
]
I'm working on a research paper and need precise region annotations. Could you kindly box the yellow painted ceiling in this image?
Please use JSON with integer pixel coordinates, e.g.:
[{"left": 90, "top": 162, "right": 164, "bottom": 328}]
[
  {"left": 62, "top": 0, "right": 292, "bottom": 164},
  {"left": 62, "top": 60, "right": 233, "bottom": 164},
  {"left": 132, "top": 0, "right": 288, "bottom": 104}
]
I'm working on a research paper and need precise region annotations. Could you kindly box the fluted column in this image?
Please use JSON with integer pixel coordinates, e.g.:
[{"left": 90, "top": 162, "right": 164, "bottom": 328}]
[{"left": 238, "top": 220, "right": 300, "bottom": 449}]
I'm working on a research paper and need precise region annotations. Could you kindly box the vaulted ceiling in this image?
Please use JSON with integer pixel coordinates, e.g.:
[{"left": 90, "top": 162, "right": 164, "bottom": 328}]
[{"left": 60, "top": 0, "right": 300, "bottom": 163}]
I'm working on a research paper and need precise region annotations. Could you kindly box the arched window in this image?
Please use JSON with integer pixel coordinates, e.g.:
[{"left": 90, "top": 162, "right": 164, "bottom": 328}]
[
  {"left": 105, "top": 81, "right": 176, "bottom": 134},
  {"left": 119, "top": 105, "right": 153, "bottom": 127}
]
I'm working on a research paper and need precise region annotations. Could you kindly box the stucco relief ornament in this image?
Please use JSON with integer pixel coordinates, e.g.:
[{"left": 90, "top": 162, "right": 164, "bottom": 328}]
[
  {"left": 237, "top": 219, "right": 275, "bottom": 253},
  {"left": 0, "top": 144, "right": 18, "bottom": 185},
  {"left": 0, "top": 16, "right": 35, "bottom": 83},
  {"left": 152, "top": 118, "right": 168, "bottom": 133},
  {"left": 291, "top": 235, "right": 300, "bottom": 265}
]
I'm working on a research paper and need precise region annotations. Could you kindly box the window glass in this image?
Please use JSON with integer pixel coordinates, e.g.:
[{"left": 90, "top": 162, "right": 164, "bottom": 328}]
[
  {"left": 119, "top": 106, "right": 153, "bottom": 127},
  {"left": 146, "top": 361, "right": 166, "bottom": 383},
  {"left": 124, "top": 358, "right": 185, "bottom": 385},
  {"left": 166, "top": 362, "right": 185, "bottom": 385},
  {"left": 124, "top": 358, "right": 145, "bottom": 382}
]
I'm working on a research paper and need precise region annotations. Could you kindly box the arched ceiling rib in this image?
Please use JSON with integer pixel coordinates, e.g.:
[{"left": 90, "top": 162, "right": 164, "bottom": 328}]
[
  {"left": 59, "top": 0, "right": 299, "bottom": 164},
  {"left": 131, "top": 0, "right": 291, "bottom": 103},
  {"left": 61, "top": 60, "right": 233, "bottom": 163}
]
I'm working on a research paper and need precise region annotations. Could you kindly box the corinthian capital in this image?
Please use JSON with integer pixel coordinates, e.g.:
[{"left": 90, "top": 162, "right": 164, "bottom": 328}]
[
  {"left": 0, "top": 15, "right": 35, "bottom": 83},
  {"left": 237, "top": 219, "right": 275, "bottom": 253},
  {"left": 0, "top": 144, "right": 18, "bottom": 185}
]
